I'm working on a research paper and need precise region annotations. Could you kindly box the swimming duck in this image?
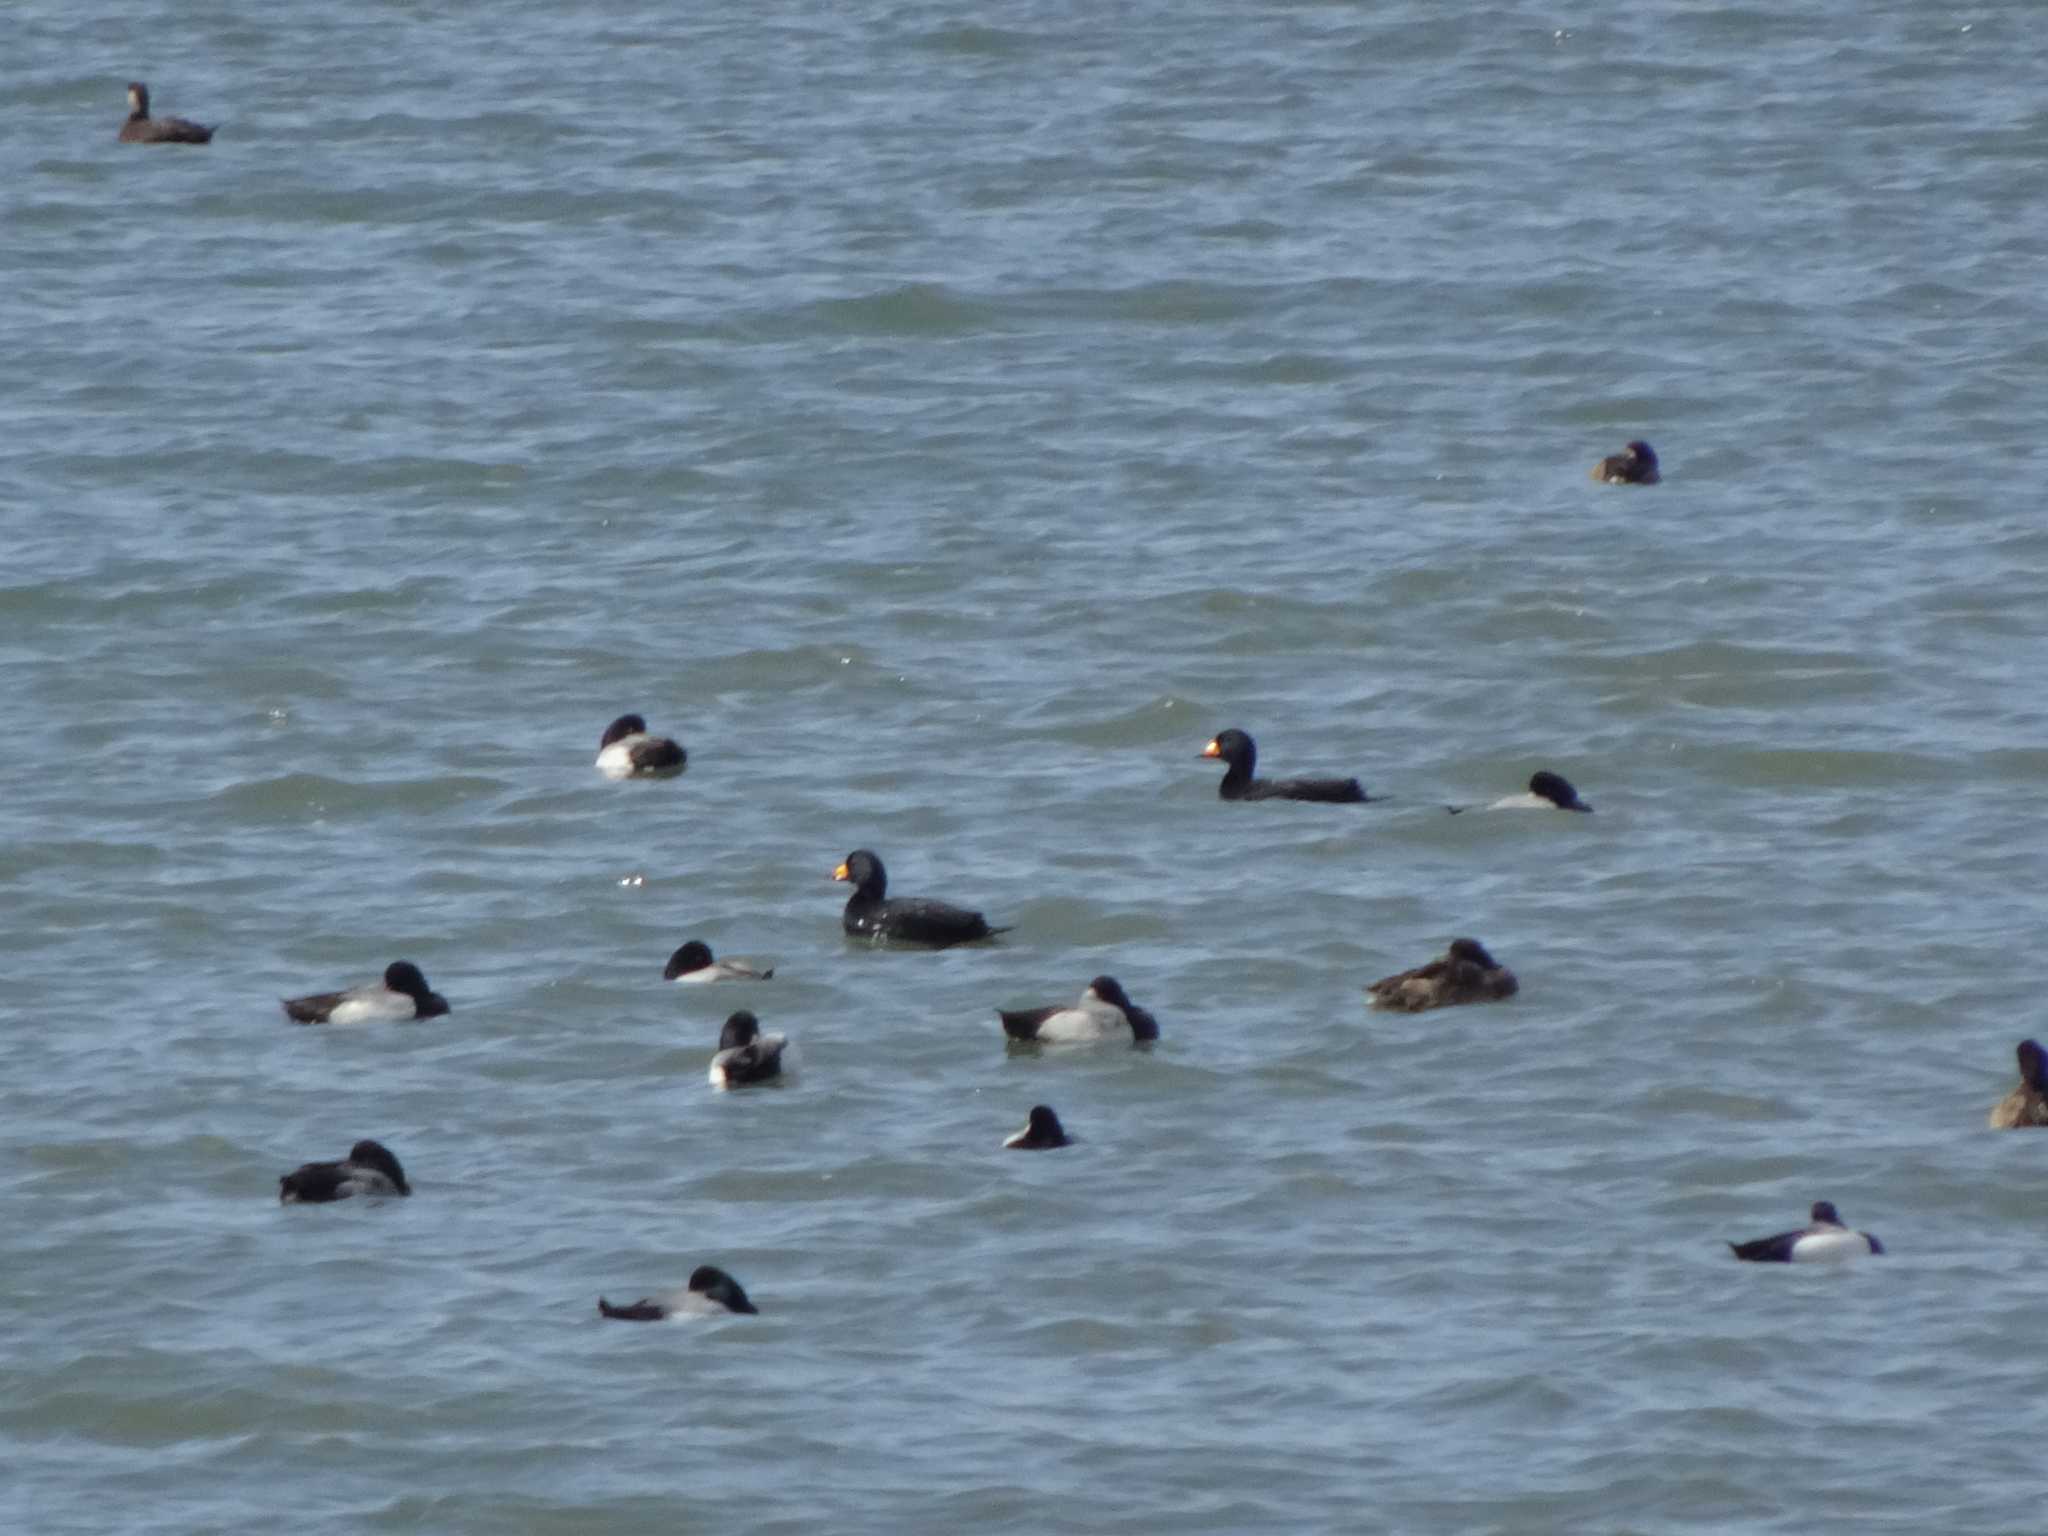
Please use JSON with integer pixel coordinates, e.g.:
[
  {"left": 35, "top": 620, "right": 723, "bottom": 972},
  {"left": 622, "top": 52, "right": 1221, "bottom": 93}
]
[
  {"left": 1365, "top": 939, "right": 1518, "bottom": 1012},
  {"left": 664, "top": 941, "right": 774, "bottom": 984},
  {"left": 278, "top": 1139, "right": 411, "bottom": 1203},
  {"left": 1448, "top": 770, "right": 1593, "bottom": 814},
  {"left": 1728, "top": 1201, "right": 1884, "bottom": 1263},
  {"left": 707, "top": 1010, "right": 794, "bottom": 1090},
  {"left": 1200, "top": 729, "right": 1370, "bottom": 803},
  {"left": 598, "top": 1264, "right": 758, "bottom": 1320},
  {"left": 595, "top": 714, "right": 687, "bottom": 780},
  {"left": 1591, "top": 440, "right": 1660, "bottom": 484},
  {"left": 118, "top": 81, "right": 213, "bottom": 144},
  {"left": 1004, "top": 1105, "right": 1072, "bottom": 1149},
  {"left": 1988, "top": 1039, "right": 2048, "bottom": 1128},
  {"left": 831, "top": 849, "right": 1008, "bottom": 947},
  {"left": 999, "top": 975, "right": 1160, "bottom": 1043},
  {"left": 282, "top": 961, "right": 449, "bottom": 1024}
]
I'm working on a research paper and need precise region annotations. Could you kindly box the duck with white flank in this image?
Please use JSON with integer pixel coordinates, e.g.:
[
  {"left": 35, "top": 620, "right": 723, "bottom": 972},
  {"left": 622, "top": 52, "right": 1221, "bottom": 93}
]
[
  {"left": 1000, "top": 975, "right": 1159, "bottom": 1044},
  {"left": 1591, "top": 440, "right": 1660, "bottom": 484},
  {"left": 708, "top": 1010, "right": 794, "bottom": 1090},
  {"left": 831, "top": 849, "right": 1008, "bottom": 947},
  {"left": 1449, "top": 770, "right": 1593, "bottom": 814},
  {"left": 1005, "top": 1105, "right": 1072, "bottom": 1149},
  {"left": 1728, "top": 1202, "right": 1884, "bottom": 1263},
  {"left": 282, "top": 961, "right": 449, "bottom": 1024},
  {"left": 599, "top": 1265, "right": 758, "bottom": 1320},
  {"left": 1989, "top": 1039, "right": 2048, "bottom": 1129},
  {"left": 118, "top": 81, "right": 213, "bottom": 143},
  {"left": 279, "top": 1139, "right": 411, "bottom": 1203},
  {"left": 594, "top": 713, "right": 687, "bottom": 779},
  {"left": 1200, "top": 728, "right": 1370, "bottom": 803},
  {"left": 664, "top": 940, "right": 773, "bottom": 984},
  {"left": 1366, "top": 939, "right": 1518, "bottom": 1012}
]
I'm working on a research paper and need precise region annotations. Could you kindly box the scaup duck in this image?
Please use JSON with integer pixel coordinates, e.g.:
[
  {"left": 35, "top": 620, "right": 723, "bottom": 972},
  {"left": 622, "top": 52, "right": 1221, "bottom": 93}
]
[
  {"left": 831, "top": 849, "right": 1008, "bottom": 947},
  {"left": 118, "top": 81, "right": 213, "bottom": 144},
  {"left": 1989, "top": 1039, "right": 2048, "bottom": 1129},
  {"left": 664, "top": 940, "right": 774, "bottom": 984},
  {"left": 599, "top": 1264, "right": 757, "bottom": 1320},
  {"left": 1449, "top": 770, "right": 1593, "bottom": 814},
  {"left": 1005, "top": 1104, "right": 1072, "bottom": 1149},
  {"left": 707, "top": 1010, "right": 794, "bottom": 1090},
  {"left": 1366, "top": 939, "right": 1518, "bottom": 1012},
  {"left": 1728, "top": 1201, "right": 1884, "bottom": 1263},
  {"left": 279, "top": 1139, "right": 410, "bottom": 1203},
  {"left": 1200, "top": 728, "right": 1370, "bottom": 803},
  {"left": 1000, "top": 975, "right": 1160, "bottom": 1043},
  {"left": 595, "top": 713, "right": 687, "bottom": 780},
  {"left": 282, "top": 961, "right": 449, "bottom": 1024},
  {"left": 1591, "top": 440, "right": 1660, "bottom": 484}
]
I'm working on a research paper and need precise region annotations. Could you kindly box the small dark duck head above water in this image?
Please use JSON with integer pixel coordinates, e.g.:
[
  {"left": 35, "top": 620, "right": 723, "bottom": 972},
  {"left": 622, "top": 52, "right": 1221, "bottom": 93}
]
[
  {"left": 119, "top": 81, "right": 214, "bottom": 143},
  {"left": 1728, "top": 1201, "right": 1884, "bottom": 1263},
  {"left": 830, "top": 848, "right": 1009, "bottom": 947},
  {"left": 1989, "top": 1038, "right": 2048, "bottom": 1129},
  {"left": 599, "top": 1264, "right": 758, "bottom": 1321},
  {"left": 595, "top": 713, "right": 687, "bottom": 779},
  {"left": 1591, "top": 440, "right": 1660, "bottom": 485},
  {"left": 1365, "top": 938, "right": 1518, "bottom": 1012},
  {"left": 1199, "top": 728, "right": 1371, "bottom": 803}
]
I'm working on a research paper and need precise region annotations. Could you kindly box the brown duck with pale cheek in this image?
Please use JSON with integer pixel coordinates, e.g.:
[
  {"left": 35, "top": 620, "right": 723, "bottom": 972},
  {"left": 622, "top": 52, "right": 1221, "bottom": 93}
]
[
  {"left": 1989, "top": 1039, "right": 2048, "bottom": 1128},
  {"left": 119, "top": 81, "right": 213, "bottom": 144},
  {"left": 1366, "top": 938, "right": 1518, "bottom": 1012},
  {"left": 1591, "top": 440, "right": 1660, "bottom": 484}
]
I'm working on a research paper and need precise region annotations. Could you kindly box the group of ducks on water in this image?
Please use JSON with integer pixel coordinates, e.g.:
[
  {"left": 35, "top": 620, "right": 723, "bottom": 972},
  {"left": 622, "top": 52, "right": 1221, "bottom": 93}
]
[
  {"left": 119, "top": 68, "right": 1993, "bottom": 1289},
  {"left": 267, "top": 708, "right": 2048, "bottom": 1313}
]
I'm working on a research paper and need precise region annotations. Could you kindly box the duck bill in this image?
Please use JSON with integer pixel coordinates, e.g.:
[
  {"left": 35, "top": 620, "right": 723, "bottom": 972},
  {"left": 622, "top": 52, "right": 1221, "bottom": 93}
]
[
  {"left": 830, "top": 862, "right": 850, "bottom": 881},
  {"left": 1199, "top": 741, "right": 1220, "bottom": 758}
]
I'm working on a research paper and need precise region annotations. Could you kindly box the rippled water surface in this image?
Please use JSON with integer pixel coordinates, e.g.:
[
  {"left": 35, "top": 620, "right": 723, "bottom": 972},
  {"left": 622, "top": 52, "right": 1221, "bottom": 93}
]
[{"left": 5, "top": 2, "right": 2047, "bottom": 1532}]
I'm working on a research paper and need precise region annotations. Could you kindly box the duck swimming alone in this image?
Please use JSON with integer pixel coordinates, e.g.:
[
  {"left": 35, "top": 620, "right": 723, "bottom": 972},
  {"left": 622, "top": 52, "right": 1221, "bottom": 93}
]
[
  {"left": 831, "top": 849, "right": 1008, "bottom": 947},
  {"left": 1728, "top": 1201, "right": 1885, "bottom": 1263},
  {"left": 1989, "top": 1039, "right": 2048, "bottom": 1128},
  {"left": 664, "top": 941, "right": 774, "bottom": 984},
  {"left": 707, "top": 1010, "right": 794, "bottom": 1090},
  {"left": 1005, "top": 1105, "right": 1072, "bottom": 1149},
  {"left": 1449, "top": 770, "right": 1593, "bottom": 814},
  {"left": 1200, "top": 729, "right": 1370, "bottom": 803},
  {"left": 118, "top": 81, "right": 213, "bottom": 143},
  {"left": 282, "top": 961, "right": 449, "bottom": 1024},
  {"left": 278, "top": 1139, "right": 411, "bottom": 1203},
  {"left": 599, "top": 1264, "right": 758, "bottom": 1320},
  {"left": 594, "top": 714, "right": 687, "bottom": 780},
  {"left": 1365, "top": 939, "right": 1518, "bottom": 1012},
  {"left": 1591, "top": 440, "right": 1661, "bottom": 484},
  {"left": 999, "top": 975, "right": 1160, "bottom": 1044}
]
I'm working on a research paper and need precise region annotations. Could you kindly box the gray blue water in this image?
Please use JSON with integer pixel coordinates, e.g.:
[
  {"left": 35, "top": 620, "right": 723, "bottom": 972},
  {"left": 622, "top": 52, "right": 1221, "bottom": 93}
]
[{"left": 5, "top": 2, "right": 2047, "bottom": 1531}]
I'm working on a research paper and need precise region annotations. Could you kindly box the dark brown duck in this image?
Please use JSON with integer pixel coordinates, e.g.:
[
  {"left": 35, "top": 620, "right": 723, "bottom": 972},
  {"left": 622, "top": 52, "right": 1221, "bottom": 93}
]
[
  {"left": 119, "top": 81, "right": 213, "bottom": 144},
  {"left": 1365, "top": 938, "right": 1518, "bottom": 1012}
]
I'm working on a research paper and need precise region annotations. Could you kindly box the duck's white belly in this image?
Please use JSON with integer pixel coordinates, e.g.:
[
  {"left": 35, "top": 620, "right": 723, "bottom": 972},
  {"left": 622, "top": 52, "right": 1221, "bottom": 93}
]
[
  {"left": 1035, "top": 1006, "right": 1122, "bottom": 1043},
  {"left": 1789, "top": 1230, "right": 1870, "bottom": 1263},
  {"left": 326, "top": 991, "right": 411, "bottom": 1025}
]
